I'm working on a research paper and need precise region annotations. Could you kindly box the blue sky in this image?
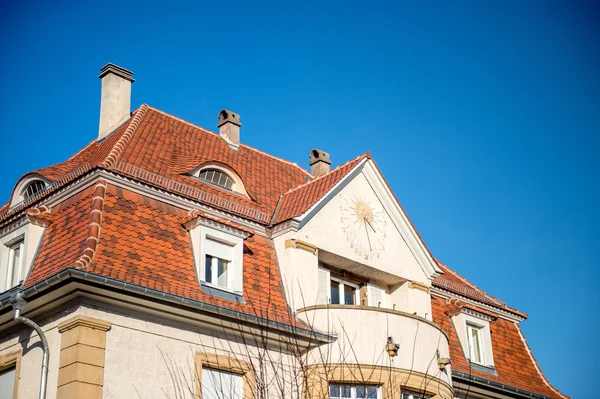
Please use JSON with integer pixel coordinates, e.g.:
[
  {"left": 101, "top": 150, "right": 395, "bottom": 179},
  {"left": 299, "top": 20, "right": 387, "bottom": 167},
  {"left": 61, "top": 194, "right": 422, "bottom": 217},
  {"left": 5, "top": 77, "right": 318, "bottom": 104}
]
[{"left": 1, "top": 1, "right": 598, "bottom": 396}]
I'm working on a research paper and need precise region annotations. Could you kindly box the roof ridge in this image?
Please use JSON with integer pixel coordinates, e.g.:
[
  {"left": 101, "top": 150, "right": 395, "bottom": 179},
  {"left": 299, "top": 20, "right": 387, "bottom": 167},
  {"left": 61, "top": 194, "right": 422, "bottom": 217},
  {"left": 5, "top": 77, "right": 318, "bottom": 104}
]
[
  {"left": 73, "top": 179, "right": 108, "bottom": 269},
  {"left": 146, "top": 106, "right": 314, "bottom": 178},
  {"left": 515, "top": 322, "right": 570, "bottom": 399},
  {"left": 281, "top": 153, "right": 368, "bottom": 196},
  {"left": 101, "top": 104, "right": 149, "bottom": 169}
]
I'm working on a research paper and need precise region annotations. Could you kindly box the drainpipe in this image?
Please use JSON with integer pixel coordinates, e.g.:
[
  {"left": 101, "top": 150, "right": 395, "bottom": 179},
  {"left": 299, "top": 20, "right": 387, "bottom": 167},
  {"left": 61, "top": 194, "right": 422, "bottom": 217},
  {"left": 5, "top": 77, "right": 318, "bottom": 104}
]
[{"left": 10, "top": 291, "right": 49, "bottom": 399}]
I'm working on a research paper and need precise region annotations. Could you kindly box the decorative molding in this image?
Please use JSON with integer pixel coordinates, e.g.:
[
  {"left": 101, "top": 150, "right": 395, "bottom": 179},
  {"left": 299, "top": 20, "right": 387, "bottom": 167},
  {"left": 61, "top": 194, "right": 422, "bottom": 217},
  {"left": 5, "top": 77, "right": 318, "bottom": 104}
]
[
  {"left": 431, "top": 286, "right": 525, "bottom": 323},
  {"left": 461, "top": 307, "right": 496, "bottom": 322},
  {"left": 58, "top": 315, "right": 112, "bottom": 333},
  {"left": 194, "top": 352, "right": 255, "bottom": 399},
  {"left": 285, "top": 239, "right": 318, "bottom": 255},
  {"left": 408, "top": 281, "right": 430, "bottom": 293},
  {"left": 73, "top": 180, "right": 107, "bottom": 269},
  {"left": 57, "top": 315, "right": 111, "bottom": 399},
  {"left": 296, "top": 304, "right": 447, "bottom": 340},
  {"left": 304, "top": 363, "right": 453, "bottom": 399},
  {"left": 184, "top": 209, "right": 253, "bottom": 238}
]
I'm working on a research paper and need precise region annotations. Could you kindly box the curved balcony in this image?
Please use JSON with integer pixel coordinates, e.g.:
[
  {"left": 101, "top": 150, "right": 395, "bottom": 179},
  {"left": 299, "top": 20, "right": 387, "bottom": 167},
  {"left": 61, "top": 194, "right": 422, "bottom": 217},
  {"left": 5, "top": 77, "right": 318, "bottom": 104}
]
[{"left": 297, "top": 305, "right": 452, "bottom": 387}]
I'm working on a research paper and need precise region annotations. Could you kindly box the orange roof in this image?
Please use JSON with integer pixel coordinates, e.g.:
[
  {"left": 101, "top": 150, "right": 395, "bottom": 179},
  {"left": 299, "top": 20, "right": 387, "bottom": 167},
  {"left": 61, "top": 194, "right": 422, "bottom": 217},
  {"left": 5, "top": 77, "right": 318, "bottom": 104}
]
[
  {"left": 431, "top": 296, "right": 568, "bottom": 399},
  {"left": 2, "top": 105, "right": 565, "bottom": 397}
]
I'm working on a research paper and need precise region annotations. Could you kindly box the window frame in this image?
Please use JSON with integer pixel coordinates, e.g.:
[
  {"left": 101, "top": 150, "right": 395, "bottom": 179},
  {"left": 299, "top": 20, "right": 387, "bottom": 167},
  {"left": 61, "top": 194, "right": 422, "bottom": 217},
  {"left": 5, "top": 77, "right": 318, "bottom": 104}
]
[
  {"left": 466, "top": 322, "right": 485, "bottom": 365},
  {"left": 190, "top": 163, "right": 250, "bottom": 198},
  {"left": 194, "top": 225, "right": 244, "bottom": 295},
  {"left": 328, "top": 383, "right": 381, "bottom": 399},
  {"left": 401, "top": 389, "right": 431, "bottom": 399},
  {"left": 198, "top": 168, "right": 235, "bottom": 191},
  {"left": 0, "top": 350, "right": 21, "bottom": 399},
  {"left": 6, "top": 238, "right": 24, "bottom": 289},
  {"left": 330, "top": 276, "right": 359, "bottom": 306}
]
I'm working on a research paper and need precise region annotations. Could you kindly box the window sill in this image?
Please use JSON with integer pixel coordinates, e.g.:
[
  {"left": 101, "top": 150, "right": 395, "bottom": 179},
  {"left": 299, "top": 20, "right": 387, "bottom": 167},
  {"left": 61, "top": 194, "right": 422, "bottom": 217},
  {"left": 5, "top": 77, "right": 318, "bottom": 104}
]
[
  {"left": 467, "top": 360, "right": 497, "bottom": 376},
  {"left": 200, "top": 282, "right": 245, "bottom": 304}
]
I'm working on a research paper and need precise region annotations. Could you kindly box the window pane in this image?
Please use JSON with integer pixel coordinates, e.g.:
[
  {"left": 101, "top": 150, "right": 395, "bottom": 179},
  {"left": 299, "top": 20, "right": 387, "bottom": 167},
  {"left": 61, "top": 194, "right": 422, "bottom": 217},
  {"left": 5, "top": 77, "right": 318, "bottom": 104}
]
[
  {"left": 205, "top": 255, "right": 213, "bottom": 283},
  {"left": 329, "top": 385, "right": 340, "bottom": 398},
  {"left": 217, "top": 258, "right": 229, "bottom": 287},
  {"left": 367, "top": 387, "right": 378, "bottom": 398},
  {"left": 0, "top": 366, "right": 15, "bottom": 398},
  {"left": 330, "top": 281, "right": 340, "bottom": 304},
  {"left": 471, "top": 327, "right": 482, "bottom": 362},
  {"left": 199, "top": 169, "right": 234, "bottom": 190},
  {"left": 340, "top": 386, "right": 351, "bottom": 398},
  {"left": 10, "top": 243, "right": 22, "bottom": 286},
  {"left": 356, "top": 386, "right": 366, "bottom": 398},
  {"left": 344, "top": 285, "right": 355, "bottom": 305},
  {"left": 202, "top": 367, "right": 242, "bottom": 399}
]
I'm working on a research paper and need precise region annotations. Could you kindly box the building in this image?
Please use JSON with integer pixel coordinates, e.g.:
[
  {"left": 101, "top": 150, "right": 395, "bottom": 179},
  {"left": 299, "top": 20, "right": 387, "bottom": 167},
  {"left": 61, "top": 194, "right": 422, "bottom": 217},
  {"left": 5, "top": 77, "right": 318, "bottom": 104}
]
[{"left": 0, "top": 64, "right": 567, "bottom": 399}]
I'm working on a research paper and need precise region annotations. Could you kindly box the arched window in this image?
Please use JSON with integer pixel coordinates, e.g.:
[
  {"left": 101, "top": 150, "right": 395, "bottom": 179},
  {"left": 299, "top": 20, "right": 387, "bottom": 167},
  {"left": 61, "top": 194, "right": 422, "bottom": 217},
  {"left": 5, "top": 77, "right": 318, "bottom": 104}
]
[
  {"left": 21, "top": 180, "right": 46, "bottom": 201},
  {"left": 198, "top": 169, "right": 234, "bottom": 190}
]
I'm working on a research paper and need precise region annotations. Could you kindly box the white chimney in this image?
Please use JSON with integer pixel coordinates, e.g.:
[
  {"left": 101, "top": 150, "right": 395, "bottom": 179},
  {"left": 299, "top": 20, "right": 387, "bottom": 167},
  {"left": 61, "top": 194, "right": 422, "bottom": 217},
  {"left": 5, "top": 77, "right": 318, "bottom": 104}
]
[
  {"left": 309, "top": 149, "right": 331, "bottom": 176},
  {"left": 217, "top": 109, "right": 241, "bottom": 150},
  {"left": 98, "top": 63, "right": 134, "bottom": 141}
]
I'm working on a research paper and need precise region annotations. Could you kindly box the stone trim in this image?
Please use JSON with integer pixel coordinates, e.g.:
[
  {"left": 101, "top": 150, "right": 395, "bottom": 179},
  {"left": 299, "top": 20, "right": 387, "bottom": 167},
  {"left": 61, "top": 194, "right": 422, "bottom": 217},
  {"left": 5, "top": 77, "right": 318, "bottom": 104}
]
[
  {"left": 0, "top": 349, "right": 21, "bottom": 399},
  {"left": 58, "top": 316, "right": 112, "bottom": 333},
  {"left": 297, "top": 304, "right": 448, "bottom": 340},
  {"left": 285, "top": 238, "right": 318, "bottom": 255},
  {"left": 194, "top": 352, "right": 255, "bottom": 399},
  {"left": 57, "top": 316, "right": 111, "bottom": 399},
  {"left": 408, "top": 281, "right": 430, "bottom": 293},
  {"left": 304, "top": 364, "right": 453, "bottom": 399}
]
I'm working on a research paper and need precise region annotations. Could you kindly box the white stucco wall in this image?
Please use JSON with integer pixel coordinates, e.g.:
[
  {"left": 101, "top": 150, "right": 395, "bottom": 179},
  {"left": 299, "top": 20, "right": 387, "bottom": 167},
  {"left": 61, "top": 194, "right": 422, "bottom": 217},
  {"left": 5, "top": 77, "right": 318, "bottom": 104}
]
[
  {"left": 298, "top": 306, "right": 451, "bottom": 387},
  {"left": 274, "top": 169, "right": 433, "bottom": 317},
  {"left": 0, "top": 308, "right": 65, "bottom": 399}
]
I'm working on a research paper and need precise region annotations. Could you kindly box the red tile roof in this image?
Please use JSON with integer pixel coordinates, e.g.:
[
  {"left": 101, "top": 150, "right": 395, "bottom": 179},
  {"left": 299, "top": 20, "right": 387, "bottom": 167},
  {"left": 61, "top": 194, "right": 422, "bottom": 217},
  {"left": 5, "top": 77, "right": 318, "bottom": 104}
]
[
  {"left": 5, "top": 105, "right": 565, "bottom": 398},
  {"left": 273, "top": 153, "right": 368, "bottom": 223},
  {"left": 431, "top": 295, "right": 568, "bottom": 399}
]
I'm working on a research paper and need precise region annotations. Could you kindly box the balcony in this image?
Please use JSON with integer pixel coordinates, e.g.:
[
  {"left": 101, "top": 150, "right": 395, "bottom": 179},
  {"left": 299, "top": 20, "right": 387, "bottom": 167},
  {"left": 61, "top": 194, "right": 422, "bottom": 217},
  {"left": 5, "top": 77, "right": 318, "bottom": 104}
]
[{"left": 297, "top": 305, "right": 451, "bottom": 384}]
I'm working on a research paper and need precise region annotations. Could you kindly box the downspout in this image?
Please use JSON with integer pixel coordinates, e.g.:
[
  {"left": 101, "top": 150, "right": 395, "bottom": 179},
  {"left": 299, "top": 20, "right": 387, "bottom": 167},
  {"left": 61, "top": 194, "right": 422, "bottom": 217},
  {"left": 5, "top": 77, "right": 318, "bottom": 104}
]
[{"left": 10, "top": 291, "right": 49, "bottom": 399}]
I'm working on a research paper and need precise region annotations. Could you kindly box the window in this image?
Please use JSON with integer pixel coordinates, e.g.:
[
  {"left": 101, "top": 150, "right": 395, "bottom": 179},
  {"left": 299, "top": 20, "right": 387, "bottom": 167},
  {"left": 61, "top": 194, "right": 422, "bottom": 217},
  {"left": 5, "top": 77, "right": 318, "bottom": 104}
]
[
  {"left": 191, "top": 225, "right": 244, "bottom": 295},
  {"left": 21, "top": 180, "right": 46, "bottom": 201},
  {"left": 198, "top": 169, "right": 234, "bottom": 190},
  {"left": 201, "top": 367, "right": 242, "bottom": 399},
  {"left": 329, "top": 384, "right": 380, "bottom": 399},
  {"left": 330, "top": 278, "right": 358, "bottom": 305},
  {"left": 0, "top": 366, "right": 16, "bottom": 398},
  {"left": 205, "top": 254, "right": 229, "bottom": 288},
  {"left": 5, "top": 239, "right": 24, "bottom": 289},
  {"left": 317, "top": 267, "right": 362, "bottom": 306},
  {"left": 402, "top": 390, "right": 430, "bottom": 399},
  {"left": 466, "top": 323, "right": 484, "bottom": 364}
]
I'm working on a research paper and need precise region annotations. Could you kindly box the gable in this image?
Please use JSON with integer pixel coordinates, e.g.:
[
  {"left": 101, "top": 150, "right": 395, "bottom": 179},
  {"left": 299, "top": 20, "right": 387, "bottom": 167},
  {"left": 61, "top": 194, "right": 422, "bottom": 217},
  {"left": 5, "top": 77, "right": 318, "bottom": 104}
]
[{"left": 294, "top": 159, "right": 441, "bottom": 283}]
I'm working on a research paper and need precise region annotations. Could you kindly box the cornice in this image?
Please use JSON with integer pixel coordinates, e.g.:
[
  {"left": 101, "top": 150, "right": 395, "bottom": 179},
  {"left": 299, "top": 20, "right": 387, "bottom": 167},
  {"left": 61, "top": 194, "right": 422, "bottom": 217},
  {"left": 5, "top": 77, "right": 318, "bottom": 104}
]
[{"left": 431, "top": 286, "right": 525, "bottom": 323}]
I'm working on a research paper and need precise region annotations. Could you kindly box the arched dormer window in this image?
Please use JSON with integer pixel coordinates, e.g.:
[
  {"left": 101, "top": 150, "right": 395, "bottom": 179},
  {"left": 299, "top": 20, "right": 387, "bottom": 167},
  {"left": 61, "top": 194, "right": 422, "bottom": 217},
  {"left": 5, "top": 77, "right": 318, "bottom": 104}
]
[
  {"left": 190, "top": 163, "right": 249, "bottom": 198},
  {"left": 9, "top": 175, "right": 51, "bottom": 208},
  {"left": 198, "top": 169, "right": 234, "bottom": 190},
  {"left": 21, "top": 180, "right": 46, "bottom": 201}
]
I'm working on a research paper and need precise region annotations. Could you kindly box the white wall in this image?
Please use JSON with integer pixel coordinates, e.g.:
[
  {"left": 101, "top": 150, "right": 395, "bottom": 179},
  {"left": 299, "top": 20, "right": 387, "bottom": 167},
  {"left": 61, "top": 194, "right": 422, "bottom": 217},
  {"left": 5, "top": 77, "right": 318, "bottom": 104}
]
[{"left": 274, "top": 170, "right": 433, "bottom": 316}]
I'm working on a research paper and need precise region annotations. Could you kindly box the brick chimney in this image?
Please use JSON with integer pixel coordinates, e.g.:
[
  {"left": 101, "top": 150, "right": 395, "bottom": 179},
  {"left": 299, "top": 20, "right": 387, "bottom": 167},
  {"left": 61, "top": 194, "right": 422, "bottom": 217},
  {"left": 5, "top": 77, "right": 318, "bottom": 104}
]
[
  {"left": 98, "top": 63, "right": 134, "bottom": 141},
  {"left": 217, "top": 109, "right": 241, "bottom": 149},
  {"left": 309, "top": 149, "right": 331, "bottom": 176}
]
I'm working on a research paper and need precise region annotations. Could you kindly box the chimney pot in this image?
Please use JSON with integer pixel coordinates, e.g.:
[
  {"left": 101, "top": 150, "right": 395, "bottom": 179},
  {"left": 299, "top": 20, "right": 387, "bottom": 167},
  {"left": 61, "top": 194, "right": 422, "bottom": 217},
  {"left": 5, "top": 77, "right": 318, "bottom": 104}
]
[
  {"left": 217, "top": 109, "right": 241, "bottom": 149},
  {"left": 309, "top": 149, "right": 331, "bottom": 176},
  {"left": 98, "top": 63, "right": 134, "bottom": 141}
]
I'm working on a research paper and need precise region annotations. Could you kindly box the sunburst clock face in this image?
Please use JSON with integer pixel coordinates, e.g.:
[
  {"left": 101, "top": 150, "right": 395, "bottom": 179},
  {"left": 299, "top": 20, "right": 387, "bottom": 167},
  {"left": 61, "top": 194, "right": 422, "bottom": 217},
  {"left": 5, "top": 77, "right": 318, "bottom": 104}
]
[{"left": 340, "top": 194, "right": 387, "bottom": 260}]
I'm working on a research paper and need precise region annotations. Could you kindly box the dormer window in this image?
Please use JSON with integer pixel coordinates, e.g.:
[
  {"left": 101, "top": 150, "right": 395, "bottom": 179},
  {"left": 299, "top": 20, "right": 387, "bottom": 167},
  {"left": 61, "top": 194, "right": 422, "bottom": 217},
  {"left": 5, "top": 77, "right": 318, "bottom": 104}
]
[
  {"left": 10, "top": 176, "right": 51, "bottom": 208},
  {"left": 198, "top": 169, "right": 234, "bottom": 190},
  {"left": 21, "top": 180, "right": 46, "bottom": 201},
  {"left": 190, "top": 163, "right": 250, "bottom": 198},
  {"left": 450, "top": 306, "right": 496, "bottom": 369}
]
